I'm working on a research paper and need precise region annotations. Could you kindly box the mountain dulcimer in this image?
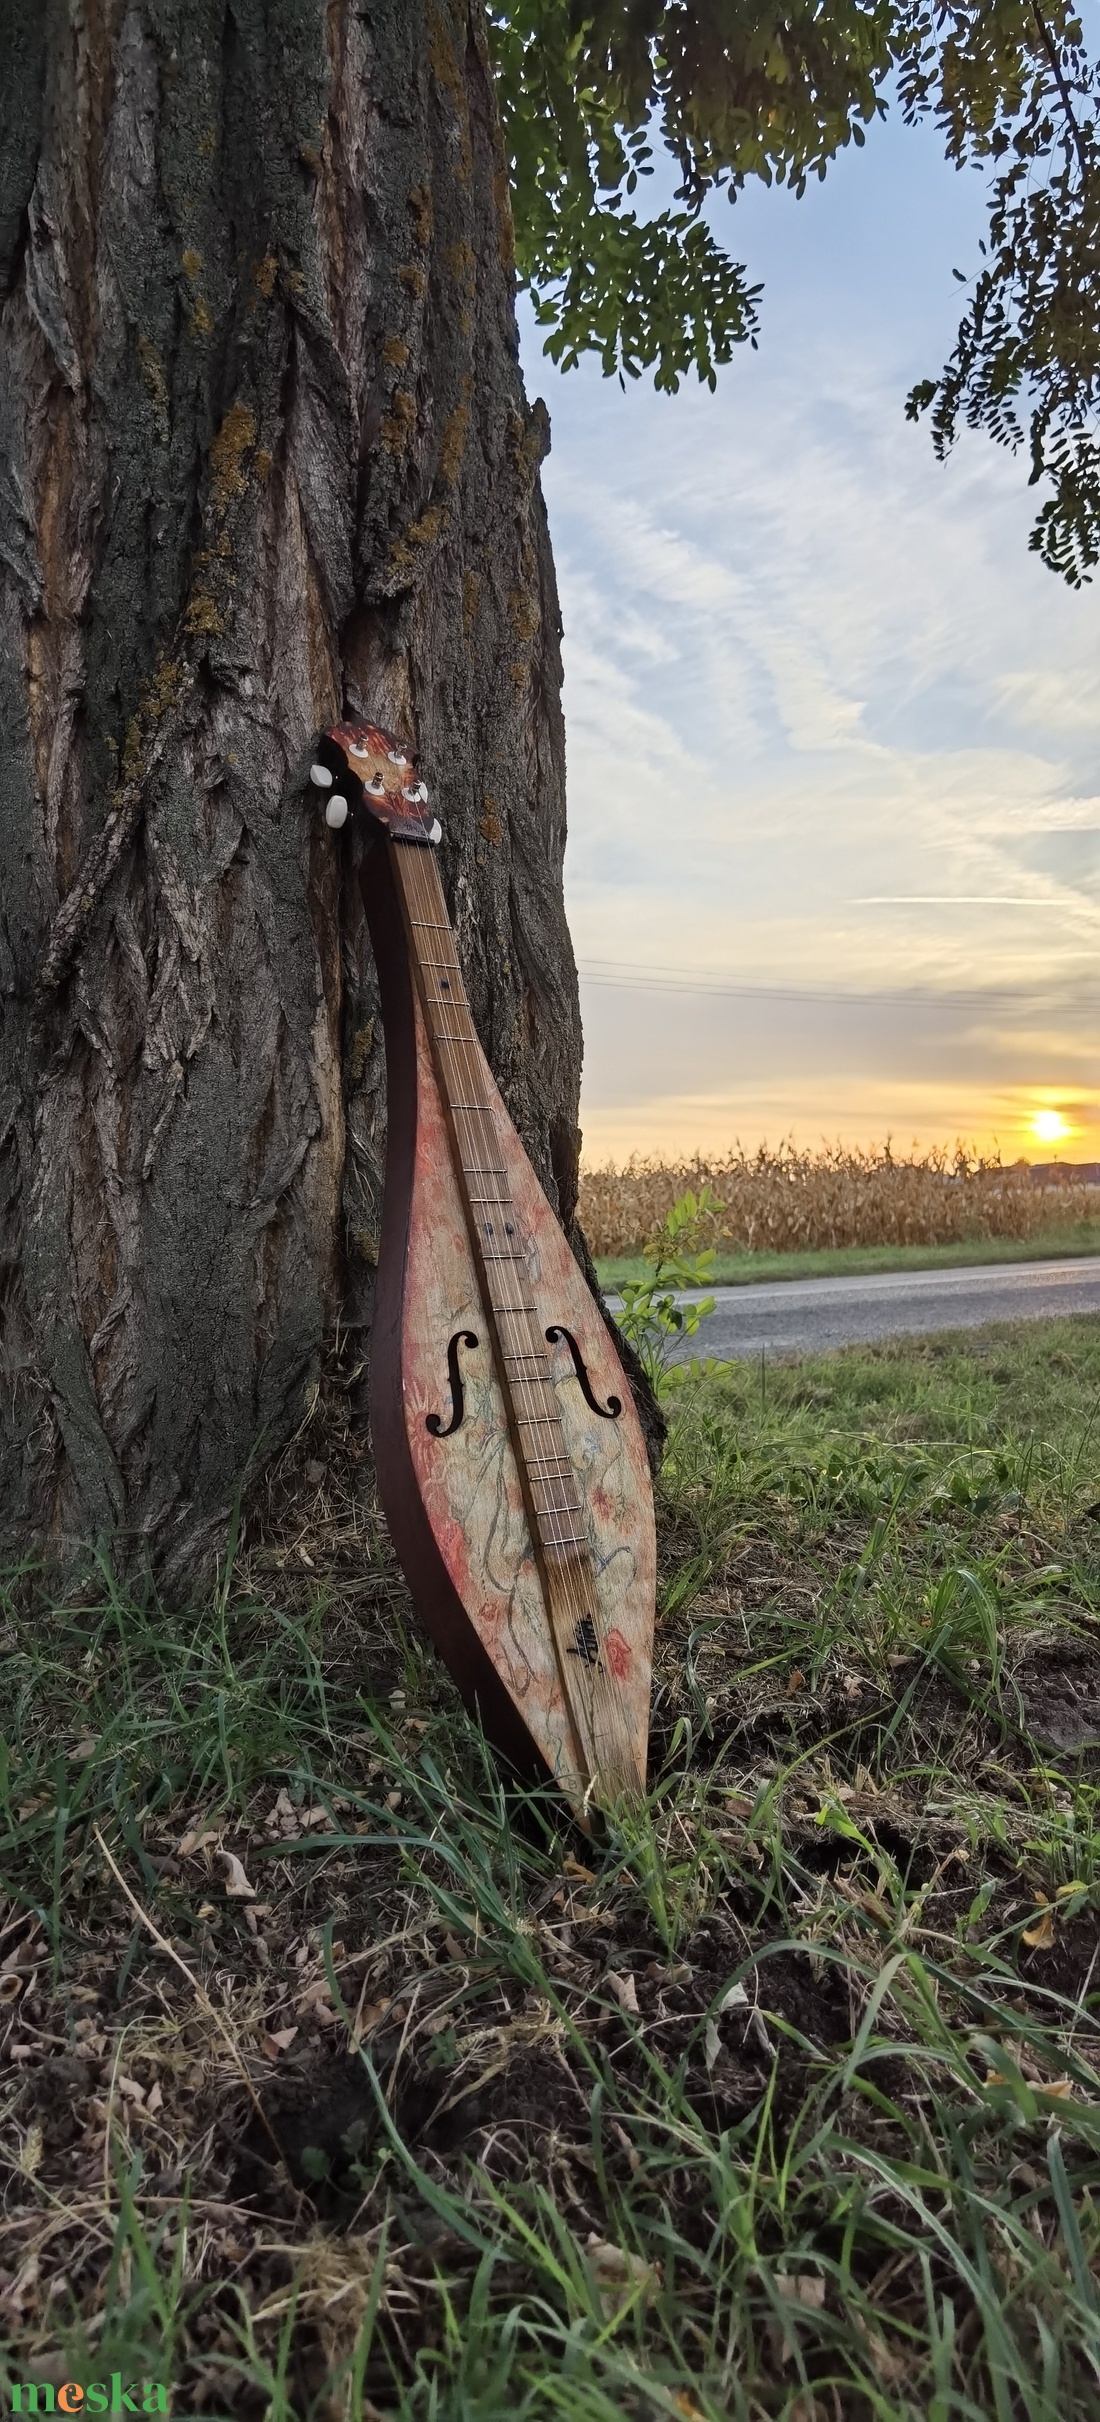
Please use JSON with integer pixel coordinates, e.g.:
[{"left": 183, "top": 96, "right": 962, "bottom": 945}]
[{"left": 310, "top": 719, "right": 656, "bottom": 1818}]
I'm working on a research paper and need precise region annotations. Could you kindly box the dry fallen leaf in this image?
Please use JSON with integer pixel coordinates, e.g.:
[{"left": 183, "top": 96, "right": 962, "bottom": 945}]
[
  {"left": 116, "top": 2074, "right": 145, "bottom": 2105},
  {"left": 1022, "top": 1904, "right": 1056, "bottom": 1950},
  {"left": 352, "top": 1998, "right": 391, "bottom": 2045},
  {"left": 605, "top": 1970, "right": 640, "bottom": 2015},
  {"left": 748, "top": 2006, "right": 776, "bottom": 2057},
  {"left": 297, "top": 1980, "right": 338, "bottom": 2024},
  {"left": 786, "top": 1669, "right": 805, "bottom": 1697},
  {"left": 772, "top": 2272, "right": 826, "bottom": 2364},
  {"left": 220, "top": 1850, "right": 256, "bottom": 1899},
  {"left": 855, "top": 2317, "right": 908, "bottom": 2387},
  {"left": 704, "top": 2018, "right": 721, "bottom": 2072},
  {"left": 585, "top": 2235, "right": 659, "bottom": 2318},
  {"left": 177, "top": 1824, "right": 220, "bottom": 1858},
  {"left": 145, "top": 2080, "right": 164, "bottom": 2114},
  {"left": 721, "top": 1981, "right": 750, "bottom": 2011},
  {"left": 564, "top": 1856, "right": 597, "bottom": 1884},
  {"left": 262, "top": 2026, "right": 299, "bottom": 2061}
]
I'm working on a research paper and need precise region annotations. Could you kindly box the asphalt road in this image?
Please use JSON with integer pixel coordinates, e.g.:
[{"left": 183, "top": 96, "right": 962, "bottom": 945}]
[{"left": 661, "top": 1254, "right": 1100, "bottom": 1363}]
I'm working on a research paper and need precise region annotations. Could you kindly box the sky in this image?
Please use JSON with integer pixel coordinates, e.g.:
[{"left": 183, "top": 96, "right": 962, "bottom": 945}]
[{"left": 515, "top": 102, "right": 1100, "bottom": 1169}]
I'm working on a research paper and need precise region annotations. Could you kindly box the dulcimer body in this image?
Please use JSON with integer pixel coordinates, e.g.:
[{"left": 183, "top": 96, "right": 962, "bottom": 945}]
[{"left": 311, "top": 720, "right": 655, "bottom": 1818}]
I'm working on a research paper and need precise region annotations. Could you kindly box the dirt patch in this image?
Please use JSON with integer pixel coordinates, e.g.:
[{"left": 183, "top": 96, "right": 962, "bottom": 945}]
[{"left": 1012, "top": 1633, "right": 1100, "bottom": 1754}]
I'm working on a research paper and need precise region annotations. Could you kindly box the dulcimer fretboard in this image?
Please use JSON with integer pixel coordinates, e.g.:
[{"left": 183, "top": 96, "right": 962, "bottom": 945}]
[{"left": 394, "top": 840, "right": 588, "bottom": 1556}]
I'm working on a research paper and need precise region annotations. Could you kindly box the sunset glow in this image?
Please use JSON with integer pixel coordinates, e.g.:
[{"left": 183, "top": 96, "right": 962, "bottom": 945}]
[{"left": 1032, "top": 1109, "right": 1073, "bottom": 1145}]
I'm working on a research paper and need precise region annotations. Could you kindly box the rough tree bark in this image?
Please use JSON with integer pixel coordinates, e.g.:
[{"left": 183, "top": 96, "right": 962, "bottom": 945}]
[{"left": 0, "top": 0, "right": 643, "bottom": 1580}]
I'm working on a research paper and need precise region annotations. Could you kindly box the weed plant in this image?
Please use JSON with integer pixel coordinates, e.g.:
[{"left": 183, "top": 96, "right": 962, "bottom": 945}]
[{"left": 1, "top": 1319, "right": 1099, "bottom": 2417}]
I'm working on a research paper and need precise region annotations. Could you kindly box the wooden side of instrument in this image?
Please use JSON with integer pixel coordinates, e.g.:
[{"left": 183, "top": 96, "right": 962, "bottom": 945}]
[{"left": 361, "top": 839, "right": 655, "bottom": 1811}]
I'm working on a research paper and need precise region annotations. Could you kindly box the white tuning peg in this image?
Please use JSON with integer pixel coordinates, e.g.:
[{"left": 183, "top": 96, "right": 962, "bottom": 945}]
[
  {"left": 309, "top": 763, "right": 334, "bottom": 789},
  {"left": 428, "top": 817, "right": 442, "bottom": 843},
  {"left": 325, "top": 795, "right": 349, "bottom": 829}
]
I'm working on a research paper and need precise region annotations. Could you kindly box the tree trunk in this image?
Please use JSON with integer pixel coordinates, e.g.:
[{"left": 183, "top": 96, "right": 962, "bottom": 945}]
[{"left": 0, "top": 0, "right": 613, "bottom": 1580}]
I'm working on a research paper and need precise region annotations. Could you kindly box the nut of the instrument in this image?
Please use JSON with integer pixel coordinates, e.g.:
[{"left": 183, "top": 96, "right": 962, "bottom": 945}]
[
  {"left": 309, "top": 763, "right": 334, "bottom": 789},
  {"left": 325, "top": 795, "right": 350, "bottom": 829}
]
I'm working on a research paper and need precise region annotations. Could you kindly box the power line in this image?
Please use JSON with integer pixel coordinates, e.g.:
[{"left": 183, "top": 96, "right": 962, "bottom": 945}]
[{"left": 577, "top": 959, "right": 1098, "bottom": 1013}]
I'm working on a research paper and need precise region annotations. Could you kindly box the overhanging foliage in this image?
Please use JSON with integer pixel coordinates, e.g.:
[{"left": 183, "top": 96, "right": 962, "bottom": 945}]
[{"left": 491, "top": 0, "right": 1100, "bottom": 579}]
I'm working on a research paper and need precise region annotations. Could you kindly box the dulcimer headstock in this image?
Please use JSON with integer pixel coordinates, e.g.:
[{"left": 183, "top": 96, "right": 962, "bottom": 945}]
[{"left": 308, "top": 719, "right": 441, "bottom": 846}]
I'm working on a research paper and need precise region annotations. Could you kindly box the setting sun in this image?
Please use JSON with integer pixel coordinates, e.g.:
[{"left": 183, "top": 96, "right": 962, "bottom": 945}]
[{"left": 1032, "top": 1109, "right": 1073, "bottom": 1145}]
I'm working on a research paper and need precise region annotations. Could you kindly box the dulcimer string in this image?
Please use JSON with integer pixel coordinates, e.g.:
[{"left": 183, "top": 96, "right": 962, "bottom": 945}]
[{"left": 393, "top": 837, "right": 637, "bottom": 1788}]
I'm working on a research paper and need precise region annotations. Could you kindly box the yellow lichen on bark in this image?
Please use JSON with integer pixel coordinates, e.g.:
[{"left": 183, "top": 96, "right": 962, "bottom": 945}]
[
  {"left": 380, "top": 390, "right": 417, "bottom": 449},
  {"left": 508, "top": 587, "right": 540, "bottom": 644},
  {"left": 119, "top": 655, "right": 186, "bottom": 787},
  {"left": 137, "top": 337, "right": 169, "bottom": 440},
  {"left": 210, "top": 401, "right": 258, "bottom": 513},
  {"left": 439, "top": 403, "right": 469, "bottom": 485},
  {"left": 444, "top": 239, "right": 475, "bottom": 290},
  {"left": 407, "top": 187, "right": 433, "bottom": 250}
]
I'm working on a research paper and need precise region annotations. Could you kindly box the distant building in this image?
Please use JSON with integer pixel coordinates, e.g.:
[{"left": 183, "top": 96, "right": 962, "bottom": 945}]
[{"left": 1028, "top": 1163, "right": 1100, "bottom": 1186}]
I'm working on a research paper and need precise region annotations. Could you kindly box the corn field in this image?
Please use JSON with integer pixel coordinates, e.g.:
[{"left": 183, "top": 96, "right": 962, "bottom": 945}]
[{"left": 579, "top": 1142, "right": 1100, "bottom": 1259}]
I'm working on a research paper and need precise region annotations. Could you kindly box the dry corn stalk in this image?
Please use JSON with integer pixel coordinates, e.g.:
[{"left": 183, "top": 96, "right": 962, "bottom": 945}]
[{"left": 579, "top": 1142, "right": 1098, "bottom": 1260}]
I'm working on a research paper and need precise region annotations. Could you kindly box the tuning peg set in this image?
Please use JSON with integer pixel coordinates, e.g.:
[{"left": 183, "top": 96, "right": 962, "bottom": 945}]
[{"left": 308, "top": 730, "right": 438, "bottom": 842}]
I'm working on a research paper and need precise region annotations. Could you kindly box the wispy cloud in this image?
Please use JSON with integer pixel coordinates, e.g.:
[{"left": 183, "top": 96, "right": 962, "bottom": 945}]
[{"left": 521, "top": 114, "right": 1100, "bottom": 1159}]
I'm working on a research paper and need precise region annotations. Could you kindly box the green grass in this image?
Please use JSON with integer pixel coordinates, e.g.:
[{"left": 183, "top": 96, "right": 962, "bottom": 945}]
[
  {"left": 2, "top": 1318, "right": 1100, "bottom": 2418},
  {"left": 596, "top": 1215, "right": 1100, "bottom": 1292}
]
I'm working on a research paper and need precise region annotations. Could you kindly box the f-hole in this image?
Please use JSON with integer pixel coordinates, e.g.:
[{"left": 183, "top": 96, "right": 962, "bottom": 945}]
[
  {"left": 426, "top": 1331, "right": 479, "bottom": 1437},
  {"left": 545, "top": 1326, "right": 622, "bottom": 1420}
]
